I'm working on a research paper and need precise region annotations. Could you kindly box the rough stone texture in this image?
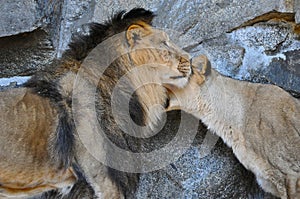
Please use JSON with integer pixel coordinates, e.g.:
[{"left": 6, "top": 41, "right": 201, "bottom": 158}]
[
  {"left": 0, "top": 30, "right": 56, "bottom": 77},
  {"left": 1, "top": 0, "right": 300, "bottom": 199},
  {"left": 0, "top": 0, "right": 63, "bottom": 77},
  {"left": 295, "top": 0, "right": 300, "bottom": 23},
  {"left": 0, "top": 0, "right": 42, "bottom": 37},
  {"left": 197, "top": 19, "right": 300, "bottom": 93},
  {"left": 135, "top": 112, "right": 275, "bottom": 199},
  {"left": 36, "top": 0, "right": 64, "bottom": 52},
  {"left": 58, "top": 0, "right": 296, "bottom": 58},
  {"left": 55, "top": 0, "right": 95, "bottom": 57}
]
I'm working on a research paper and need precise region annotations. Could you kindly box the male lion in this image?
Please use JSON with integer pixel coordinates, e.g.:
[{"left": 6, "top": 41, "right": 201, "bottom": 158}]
[
  {"left": 0, "top": 8, "right": 192, "bottom": 198},
  {"left": 162, "top": 55, "right": 300, "bottom": 199}
]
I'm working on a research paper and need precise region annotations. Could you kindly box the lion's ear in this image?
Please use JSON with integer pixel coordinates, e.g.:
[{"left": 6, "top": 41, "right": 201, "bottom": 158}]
[{"left": 126, "top": 22, "right": 152, "bottom": 48}]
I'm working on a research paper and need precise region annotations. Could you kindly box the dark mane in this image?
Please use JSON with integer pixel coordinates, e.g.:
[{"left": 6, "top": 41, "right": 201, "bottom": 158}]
[
  {"left": 24, "top": 8, "right": 155, "bottom": 196},
  {"left": 23, "top": 7, "right": 154, "bottom": 169},
  {"left": 63, "top": 8, "right": 155, "bottom": 61}
]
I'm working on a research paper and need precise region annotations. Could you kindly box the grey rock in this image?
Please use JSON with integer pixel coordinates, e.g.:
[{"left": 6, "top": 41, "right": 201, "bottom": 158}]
[
  {"left": 56, "top": 0, "right": 95, "bottom": 57},
  {"left": 197, "top": 20, "right": 300, "bottom": 93},
  {"left": 266, "top": 49, "right": 300, "bottom": 93},
  {"left": 0, "top": 0, "right": 64, "bottom": 47},
  {"left": 296, "top": 12, "right": 300, "bottom": 24},
  {"left": 0, "top": 29, "right": 55, "bottom": 77},
  {"left": 35, "top": 0, "right": 65, "bottom": 51},
  {"left": 0, "top": 0, "right": 42, "bottom": 37},
  {"left": 135, "top": 111, "right": 276, "bottom": 199},
  {"left": 295, "top": 0, "right": 300, "bottom": 24},
  {"left": 91, "top": 0, "right": 292, "bottom": 47},
  {"left": 57, "top": 0, "right": 291, "bottom": 56},
  {"left": 0, "top": 0, "right": 65, "bottom": 77}
]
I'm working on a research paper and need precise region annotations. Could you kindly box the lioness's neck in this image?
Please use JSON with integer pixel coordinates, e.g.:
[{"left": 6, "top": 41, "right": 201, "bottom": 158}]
[{"left": 195, "top": 69, "right": 258, "bottom": 147}]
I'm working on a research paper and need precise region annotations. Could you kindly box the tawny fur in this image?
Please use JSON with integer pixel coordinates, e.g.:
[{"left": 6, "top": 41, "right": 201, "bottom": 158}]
[
  {"left": 0, "top": 88, "right": 77, "bottom": 198},
  {"left": 0, "top": 8, "right": 192, "bottom": 198},
  {"left": 165, "top": 55, "right": 300, "bottom": 199}
]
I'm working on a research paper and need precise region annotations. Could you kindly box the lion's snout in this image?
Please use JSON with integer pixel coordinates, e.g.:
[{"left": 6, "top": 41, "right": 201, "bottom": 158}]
[{"left": 177, "top": 55, "right": 192, "bottom": 77}]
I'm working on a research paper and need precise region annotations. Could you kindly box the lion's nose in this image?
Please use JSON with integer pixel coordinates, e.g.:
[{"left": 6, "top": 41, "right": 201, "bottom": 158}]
[{"left": 181, "top": 53, "right": 190, "bottom": 61}]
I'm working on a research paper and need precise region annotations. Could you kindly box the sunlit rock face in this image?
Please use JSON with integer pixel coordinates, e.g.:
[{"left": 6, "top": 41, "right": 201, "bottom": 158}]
[{"left": 1, "top": 1, "right": 299, "bottom": 198}]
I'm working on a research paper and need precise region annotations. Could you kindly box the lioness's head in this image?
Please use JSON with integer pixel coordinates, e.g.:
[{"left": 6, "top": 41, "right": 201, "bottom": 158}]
[{"left": 162, "top": 55, "right": 211, "bottom": 113}]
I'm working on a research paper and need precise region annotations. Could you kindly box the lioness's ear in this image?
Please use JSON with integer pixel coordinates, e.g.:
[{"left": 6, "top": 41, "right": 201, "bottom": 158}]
[
  {"left": 192, "top": 55, "right": 211, "bottom": 76},
  {"left": 126, "top": 22, "right": 152, "bottom": 48}
]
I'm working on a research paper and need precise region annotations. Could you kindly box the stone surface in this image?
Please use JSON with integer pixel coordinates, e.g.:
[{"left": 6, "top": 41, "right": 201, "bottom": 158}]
[
  {"left": 135, "top": 112, "right": 275, "bottom": 199},
  {"left": 295, "top": 0, "right": 300, "bottom": 23},
  {"left": 0, "top": 30, "right": 56, "bottom": 77},
  {"left": 55, "top": 0, "right": 95, "bottom": 57},
  {"left": 197, "top": 20, "right": 300, "bottom": 93},
  {"left": 36, "top": 0, "right": 64, "bottom": 52},
  {"left": 1, "top": 0, "right": 299, "bottom": 199},
  {"left": 0, "top": 0, "right": 64, "bottom": 77},
  {"left": 59, "top": 0, "right": 294, "bottom": 56},
  {"left": 0, "top": 0, "right": 42, "bottom": 37}
]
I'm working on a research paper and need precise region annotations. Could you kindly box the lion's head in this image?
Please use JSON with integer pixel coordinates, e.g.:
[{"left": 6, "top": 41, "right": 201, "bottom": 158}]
[
  {"left": 115, "top": 18, "right": 193, "bottom": 134},
  {"left": 65, "top": 8, "right": 194, "bottom": 138}
]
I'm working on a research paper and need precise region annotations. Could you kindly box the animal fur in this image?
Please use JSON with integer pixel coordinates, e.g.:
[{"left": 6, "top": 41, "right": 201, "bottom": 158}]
[
  {"left": 165, "top": 55, "right": 300, "bottom": 199},
  {"left": 0, "top": 8, "right": 192, "bottom": 198}
]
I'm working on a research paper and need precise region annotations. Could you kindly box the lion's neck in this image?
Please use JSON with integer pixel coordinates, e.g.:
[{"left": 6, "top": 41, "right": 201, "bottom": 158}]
[{"left": 195, "top": 69, "right": 255, "bottom": 147}]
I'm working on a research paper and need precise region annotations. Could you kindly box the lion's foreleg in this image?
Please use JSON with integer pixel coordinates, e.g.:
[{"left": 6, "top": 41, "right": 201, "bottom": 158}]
[
  {"left": 75, "top": 142, "right": 123, "bottom": 199},
  {"left": 286, "top": 175, "right": 300, "bottom": 199}
]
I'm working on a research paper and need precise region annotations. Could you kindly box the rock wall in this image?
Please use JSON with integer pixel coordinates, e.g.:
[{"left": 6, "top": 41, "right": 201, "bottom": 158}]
[{"left": 1, "top": 0, "right": 300, "bottom": 198}]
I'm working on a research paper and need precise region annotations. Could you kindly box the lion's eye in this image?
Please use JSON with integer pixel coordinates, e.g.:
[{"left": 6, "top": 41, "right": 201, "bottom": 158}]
[
  {"left": 164, "top": 97, "right": 170, "bottom": 109},
  {"left": 162, "top": 41, "right": 169, "bottom": 47}
]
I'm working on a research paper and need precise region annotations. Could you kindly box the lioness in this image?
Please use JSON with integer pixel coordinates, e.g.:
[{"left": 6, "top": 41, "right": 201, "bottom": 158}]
[
  {"left": 162, "top": 55, "right": 300, "bottom": 199},
  {"left": 0, "top": 8, "right": 191, "bottom": 198}
]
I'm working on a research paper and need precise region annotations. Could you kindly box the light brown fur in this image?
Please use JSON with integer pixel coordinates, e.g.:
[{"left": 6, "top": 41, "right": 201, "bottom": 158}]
[
  {"left": 0, "top": 88, "right": 77, "bottom": 198},
  {"left": 0, "top": 11, "right": 192, "bottom": 198},
  {"left": 59, "top": 23, "right": 192, "bottom": 198},
  {"left": 164, "top": 55, "right": 300, "bottom": 199}
]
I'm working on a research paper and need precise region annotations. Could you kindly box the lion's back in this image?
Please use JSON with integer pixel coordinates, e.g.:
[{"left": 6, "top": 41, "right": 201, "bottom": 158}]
[{"left": 0, "top": 87, "right": 58, "bottom": 163}]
